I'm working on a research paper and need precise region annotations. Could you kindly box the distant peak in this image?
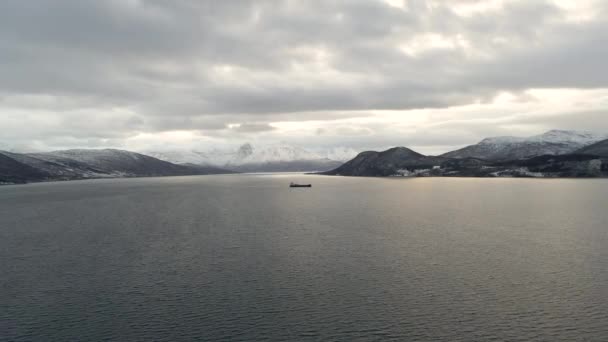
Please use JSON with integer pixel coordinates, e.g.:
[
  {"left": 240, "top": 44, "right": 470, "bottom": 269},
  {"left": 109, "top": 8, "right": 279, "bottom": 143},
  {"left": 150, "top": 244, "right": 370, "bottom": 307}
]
[
  {"left": 529, "top": 129, "right": 604, "bottom": 144},
  {"left": 545, "top": 129, "right": 573, "bottom": 134},
  {"left": 539, "top": 129, "right": 590, "bottom": 137},
  {"left": 479, "top": 136, "right": 523, "bottom": 145},
  {"left": 476, "top": 130, "right": 604, "bottom": 145},
  {"left": 237, "top": 143, "right": 254, "bottom": 158}
]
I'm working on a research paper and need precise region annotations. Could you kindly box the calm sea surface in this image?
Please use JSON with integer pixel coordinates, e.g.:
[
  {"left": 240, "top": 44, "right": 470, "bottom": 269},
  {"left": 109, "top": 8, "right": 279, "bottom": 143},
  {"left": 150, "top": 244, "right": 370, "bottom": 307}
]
[{"left": 1, "top": 175, "right": 607, "bottom": 341}]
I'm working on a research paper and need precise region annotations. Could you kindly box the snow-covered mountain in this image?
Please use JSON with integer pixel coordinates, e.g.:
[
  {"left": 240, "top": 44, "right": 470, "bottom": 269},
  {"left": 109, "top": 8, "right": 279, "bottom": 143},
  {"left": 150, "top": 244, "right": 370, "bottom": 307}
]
[
  {"left": 145, "top": 150, "right": 219, "bottom": 166},
  {"left": 0, "top": 149, "right": 231, "bottom": 184},
  {"left": 146, "top": 143, "right": 350, "bottom": 172},
  {"left": 229, "top": 143, "right": 320, "bottom": 165},
  {"left": 311, "top": 147, "right": 360, "bottom": 162},
  {"left": 442, "top": 130, "right": 607, "bottom": 161}
]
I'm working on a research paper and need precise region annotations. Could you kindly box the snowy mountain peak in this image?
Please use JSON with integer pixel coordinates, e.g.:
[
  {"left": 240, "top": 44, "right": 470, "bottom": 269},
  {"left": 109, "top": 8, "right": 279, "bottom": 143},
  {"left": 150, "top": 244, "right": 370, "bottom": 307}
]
[
  {"left": 479, "top": 136, "right": 524, "bottom": 145},
  {"left": 528, "top": 130, "right": 605, "bottom": 144},
  {"left": 236, "top": 143, "right": 254, "bottom": 159},
  {"left": 229, "top": 143, "right": 321, "bottom": 165},
  {"left": 311, "top": 146, "right": 359, "bottom": 162},
  {"left": 477, "top": 130, "right": 605, "bottom": 146}
]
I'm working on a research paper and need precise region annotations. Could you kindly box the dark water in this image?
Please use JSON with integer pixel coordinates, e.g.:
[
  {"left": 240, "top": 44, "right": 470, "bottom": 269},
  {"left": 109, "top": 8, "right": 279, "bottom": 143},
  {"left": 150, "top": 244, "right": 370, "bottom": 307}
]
[{"left": 1, "top": 175, "right": 607, "bottom": 341}]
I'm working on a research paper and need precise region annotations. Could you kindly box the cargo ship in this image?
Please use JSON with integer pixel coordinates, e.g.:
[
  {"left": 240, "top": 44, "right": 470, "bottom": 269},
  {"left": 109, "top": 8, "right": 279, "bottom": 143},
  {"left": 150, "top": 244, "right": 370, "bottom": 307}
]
[{"left": 289, "top": 182, "right": 311, "bottom": 188}]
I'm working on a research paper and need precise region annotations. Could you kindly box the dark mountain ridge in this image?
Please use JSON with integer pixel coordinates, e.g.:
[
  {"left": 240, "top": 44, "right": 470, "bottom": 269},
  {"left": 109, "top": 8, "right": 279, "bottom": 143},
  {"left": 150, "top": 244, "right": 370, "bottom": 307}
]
[
  {"left": 575, "top": 138, "right": 608, "bottom": 157},
  {"left": 324, "top": 130, "right": 608, "bottom": 178},
  {"left": 324, "top": 148, "right": 607, "bottom": 178},
  {"left": 327, "top": 147, "right": 448, "bottom": 177},
  {"left": 0, "top": 153, "right": 50, "bottom": 184}
]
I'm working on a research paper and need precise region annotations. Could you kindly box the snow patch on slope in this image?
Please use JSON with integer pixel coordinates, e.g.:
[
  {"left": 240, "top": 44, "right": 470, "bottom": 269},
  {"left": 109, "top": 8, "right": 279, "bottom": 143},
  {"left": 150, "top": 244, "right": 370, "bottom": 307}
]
[{"left": 478, "top": 130, "right": 606, "bottom": 146}]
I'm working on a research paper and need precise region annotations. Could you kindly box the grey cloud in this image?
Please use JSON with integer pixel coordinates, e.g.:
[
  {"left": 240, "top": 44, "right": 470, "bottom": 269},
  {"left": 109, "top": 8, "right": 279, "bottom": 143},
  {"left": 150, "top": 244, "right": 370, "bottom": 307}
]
[{"left": 1, "top": 0, "right": 608, "bottom": 151}]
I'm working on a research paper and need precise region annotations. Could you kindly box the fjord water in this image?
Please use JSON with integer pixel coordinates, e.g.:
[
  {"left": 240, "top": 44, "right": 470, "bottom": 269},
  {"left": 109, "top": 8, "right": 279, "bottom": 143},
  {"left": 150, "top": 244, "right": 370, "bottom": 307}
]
[{"left": 1, "top": 175, "right": 607, "bottom": 341}]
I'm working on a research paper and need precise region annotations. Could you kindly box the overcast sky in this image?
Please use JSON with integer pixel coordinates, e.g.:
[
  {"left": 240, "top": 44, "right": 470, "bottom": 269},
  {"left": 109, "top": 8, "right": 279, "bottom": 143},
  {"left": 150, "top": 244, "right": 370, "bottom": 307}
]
[{"left": 1, "top": 0, "right": 608, "bottom": 154}]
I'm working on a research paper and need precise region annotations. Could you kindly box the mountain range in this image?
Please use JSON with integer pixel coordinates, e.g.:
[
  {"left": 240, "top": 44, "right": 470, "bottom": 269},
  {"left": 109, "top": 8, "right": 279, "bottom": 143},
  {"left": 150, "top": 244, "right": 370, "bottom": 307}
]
[
  {"left": 144, "top": 143, "right": 353, "bottom": 172},
  {"left": 0, "top": 149, "right": 232, "bottom": 184},
  {"left": 3, "top": 130, "right": 608, "bottom": 184},
  {"left": 325, "top": 130, "right": 608, "bottom": 178}
]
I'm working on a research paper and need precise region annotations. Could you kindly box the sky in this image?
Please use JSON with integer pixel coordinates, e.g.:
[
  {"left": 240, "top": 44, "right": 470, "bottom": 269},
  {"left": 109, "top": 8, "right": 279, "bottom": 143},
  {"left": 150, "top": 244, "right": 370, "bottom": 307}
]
[{"left": 1, "top": 0, "right": 608, "bottom": 155}]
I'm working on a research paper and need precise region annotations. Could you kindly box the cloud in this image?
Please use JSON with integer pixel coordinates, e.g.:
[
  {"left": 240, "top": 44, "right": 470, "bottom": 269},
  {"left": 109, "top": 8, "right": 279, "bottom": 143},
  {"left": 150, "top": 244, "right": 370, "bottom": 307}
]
[
  {"left": 229, "top": 123, "right": 277, "bottom": 133},
  {"left": 1, "top": 0, "right": 607, "bottom": 153}
]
